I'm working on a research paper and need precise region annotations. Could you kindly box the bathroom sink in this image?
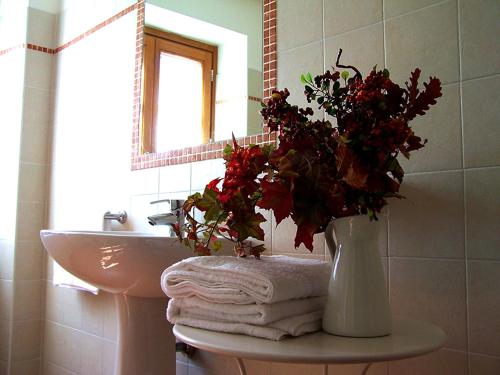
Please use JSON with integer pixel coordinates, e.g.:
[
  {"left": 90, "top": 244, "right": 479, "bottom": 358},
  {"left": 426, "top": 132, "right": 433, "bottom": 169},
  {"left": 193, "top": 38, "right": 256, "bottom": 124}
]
[
  {"left": 41, "top": 230, "right": 198, "bottom": 298},
  {"left": 40, "top": 229, "right": 236, "bottom": 375}
]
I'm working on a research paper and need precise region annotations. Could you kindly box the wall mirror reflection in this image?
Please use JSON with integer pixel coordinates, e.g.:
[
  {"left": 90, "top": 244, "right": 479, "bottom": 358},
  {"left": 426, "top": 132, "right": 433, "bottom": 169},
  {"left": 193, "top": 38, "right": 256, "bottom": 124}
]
[{"left": 140, "top": 0, "right": 264, "bottom": 155}]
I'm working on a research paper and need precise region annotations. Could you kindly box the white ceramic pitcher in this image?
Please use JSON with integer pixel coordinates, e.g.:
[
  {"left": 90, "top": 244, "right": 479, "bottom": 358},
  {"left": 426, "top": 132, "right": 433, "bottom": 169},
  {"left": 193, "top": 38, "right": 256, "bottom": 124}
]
[{"left": 322, "top": 215, "right": 391, "bottom": 337}]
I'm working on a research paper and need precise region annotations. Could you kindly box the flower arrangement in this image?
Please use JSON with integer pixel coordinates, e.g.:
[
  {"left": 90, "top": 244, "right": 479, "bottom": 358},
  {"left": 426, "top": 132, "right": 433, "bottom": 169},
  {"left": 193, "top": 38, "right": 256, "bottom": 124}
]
[{"left": 174, "top": 50, "right": 442, "bottom": 257}]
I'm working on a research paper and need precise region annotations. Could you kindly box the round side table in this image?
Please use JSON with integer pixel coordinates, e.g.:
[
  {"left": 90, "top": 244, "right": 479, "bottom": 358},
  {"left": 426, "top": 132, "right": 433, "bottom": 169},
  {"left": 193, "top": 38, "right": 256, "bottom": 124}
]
[{"left": 173, "top": 316, "right": 447, "bottom": 375}]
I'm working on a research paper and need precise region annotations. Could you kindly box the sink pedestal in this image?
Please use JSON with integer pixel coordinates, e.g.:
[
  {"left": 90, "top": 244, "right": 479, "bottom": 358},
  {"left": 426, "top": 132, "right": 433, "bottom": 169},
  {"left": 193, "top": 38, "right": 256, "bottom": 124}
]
[{"left": 114, "top": 295, "right": 175, "bottom": 375}]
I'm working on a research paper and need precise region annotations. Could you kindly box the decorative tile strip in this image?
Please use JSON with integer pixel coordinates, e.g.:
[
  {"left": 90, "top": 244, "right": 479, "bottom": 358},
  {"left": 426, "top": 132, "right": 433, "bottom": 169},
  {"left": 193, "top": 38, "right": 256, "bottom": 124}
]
[{"left": 0, "top": 3, "right": 138, "bottom": 57}]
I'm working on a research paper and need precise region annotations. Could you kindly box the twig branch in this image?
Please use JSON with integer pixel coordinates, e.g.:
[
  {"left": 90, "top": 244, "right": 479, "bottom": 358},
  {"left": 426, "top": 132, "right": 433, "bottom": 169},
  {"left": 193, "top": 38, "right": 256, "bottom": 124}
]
[{"left": 335, "top": 49, "right": 362, "bottom": 79}]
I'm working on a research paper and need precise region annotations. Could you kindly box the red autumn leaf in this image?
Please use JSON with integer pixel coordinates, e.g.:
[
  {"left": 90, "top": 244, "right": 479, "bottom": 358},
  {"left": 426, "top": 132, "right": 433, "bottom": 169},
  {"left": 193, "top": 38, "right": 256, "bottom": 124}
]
[
  {"left": 207, "top": 178, "right": 222, "bottom": 192},
  {"left": 195, "top": 243, "right": 211, "bottom": 256},
  {"left": 406, "top": 69, "right": 442, "bottom": 121},
  {"left": 293, "top": 219, "right": 320, "bottom": 251},
  {"left": 258, "top": 179, "right": 293, "bottom": 225},
  {"left": 335, "top": 143, "right": 369, "bottom": 190}
]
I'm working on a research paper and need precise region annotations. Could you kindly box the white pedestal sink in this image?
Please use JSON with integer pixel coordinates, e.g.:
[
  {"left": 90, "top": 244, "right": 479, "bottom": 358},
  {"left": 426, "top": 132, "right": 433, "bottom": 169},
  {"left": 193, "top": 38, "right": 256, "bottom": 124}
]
[{"left": 40, "top": 230, "right": 232, "bottom": 375}]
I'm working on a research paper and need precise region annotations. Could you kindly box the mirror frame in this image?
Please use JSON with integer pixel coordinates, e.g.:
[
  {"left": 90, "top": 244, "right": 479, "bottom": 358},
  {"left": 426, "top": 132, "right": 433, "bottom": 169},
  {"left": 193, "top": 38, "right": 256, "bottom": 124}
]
[{"left": 131, "top": 0, "right": 277, "bottom": 170}]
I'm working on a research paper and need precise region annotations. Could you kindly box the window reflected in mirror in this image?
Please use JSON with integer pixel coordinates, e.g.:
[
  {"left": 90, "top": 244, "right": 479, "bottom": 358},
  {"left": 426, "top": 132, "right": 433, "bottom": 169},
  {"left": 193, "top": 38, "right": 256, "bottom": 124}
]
[{"left": 142, "top": 28, "right": 217, "bottom": 153}]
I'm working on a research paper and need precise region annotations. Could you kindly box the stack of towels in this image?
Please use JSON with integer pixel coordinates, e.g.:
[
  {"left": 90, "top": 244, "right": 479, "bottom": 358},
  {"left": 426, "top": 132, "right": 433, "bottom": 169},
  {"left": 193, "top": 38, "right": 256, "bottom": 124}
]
[{"left": 160, "top": 255, "right": 331, "bottom": 340}]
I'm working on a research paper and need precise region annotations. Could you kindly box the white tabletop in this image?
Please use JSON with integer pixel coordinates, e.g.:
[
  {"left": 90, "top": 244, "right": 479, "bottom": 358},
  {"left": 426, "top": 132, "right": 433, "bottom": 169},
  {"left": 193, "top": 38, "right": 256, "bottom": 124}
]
[{"left": 173, "top": 317, "right": 447, "bottom": 365}]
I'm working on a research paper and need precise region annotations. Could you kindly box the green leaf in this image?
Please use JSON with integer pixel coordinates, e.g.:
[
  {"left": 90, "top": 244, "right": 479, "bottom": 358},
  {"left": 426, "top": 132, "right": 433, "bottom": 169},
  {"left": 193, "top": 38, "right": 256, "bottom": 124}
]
[
  {"left": 317, "top": 96, "right": 324, "bottom": 105},
  {"left": 223, "top": 144, "right": 233, "bottom": 157},
  {"left": 300, "top": 74, "right": 307, "bottom": 85},
  {"left": 341, "top": 71, "right": 349, "bottom": 81},
  {"left": 306, "top": 72, "right": 313, "bottom": 83},
  {"left": 212, "top": 239, "right": 222, "bottom": 252},
  {"left": 383, "top": 68, "right": 390, "bottom": 78}
]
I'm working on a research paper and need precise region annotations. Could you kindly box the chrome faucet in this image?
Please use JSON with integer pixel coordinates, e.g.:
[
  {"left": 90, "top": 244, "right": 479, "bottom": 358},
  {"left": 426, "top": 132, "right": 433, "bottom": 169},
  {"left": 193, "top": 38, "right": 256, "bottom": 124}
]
[
  {"left": 148, "top": 199, "right": 185, "bottom": 236},
  {"left": 103, "top": 211, "right": 127, "bottom": 231}
]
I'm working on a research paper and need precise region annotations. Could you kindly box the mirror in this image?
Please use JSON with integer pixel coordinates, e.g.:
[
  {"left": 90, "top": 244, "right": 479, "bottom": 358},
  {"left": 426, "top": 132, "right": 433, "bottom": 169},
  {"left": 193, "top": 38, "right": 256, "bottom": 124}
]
[{"left": 131, "top": 0, "right": 277, "bottom": 169}]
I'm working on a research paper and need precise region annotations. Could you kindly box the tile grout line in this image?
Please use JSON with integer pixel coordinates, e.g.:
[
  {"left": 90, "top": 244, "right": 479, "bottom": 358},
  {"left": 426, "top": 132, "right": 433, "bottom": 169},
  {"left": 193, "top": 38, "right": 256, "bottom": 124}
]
[
  {"left": 45, "top": 318, "right": 117, "bottom": 344},
  {"left": 384, "top": 0, "right": 452, "bottom": 22},
  {"left": 456, "top": 0, "right": 471, "bottom": 373},
  {"left": 405, "top": 165, "right": 500, "bottom": 176},
  {"left": 382, "top": 5, "right": 391, "bottom": 362}
]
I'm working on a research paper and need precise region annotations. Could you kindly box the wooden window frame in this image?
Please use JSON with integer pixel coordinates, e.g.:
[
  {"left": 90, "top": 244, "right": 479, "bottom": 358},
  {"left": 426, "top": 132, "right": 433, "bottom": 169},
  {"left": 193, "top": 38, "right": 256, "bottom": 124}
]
[{"left": 141, "top": 27, "right": 218, "bottom": 154}]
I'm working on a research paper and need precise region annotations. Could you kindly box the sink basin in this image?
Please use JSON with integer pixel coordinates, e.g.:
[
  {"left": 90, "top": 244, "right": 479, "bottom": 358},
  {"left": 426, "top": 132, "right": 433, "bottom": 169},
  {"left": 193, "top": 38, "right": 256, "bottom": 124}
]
[
  {"left": 40, "top": 229, "right": 235, "bottom": 375},
  {"left": 40, "top": 230, "right": 193, "bottom": 298}
]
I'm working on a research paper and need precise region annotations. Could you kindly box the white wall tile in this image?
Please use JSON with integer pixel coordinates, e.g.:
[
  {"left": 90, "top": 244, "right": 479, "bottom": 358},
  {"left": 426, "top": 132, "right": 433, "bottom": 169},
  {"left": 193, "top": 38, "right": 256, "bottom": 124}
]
[
  {"left": 11, "top": 319, "right": 41, "bottom": 361},
  {"left": 44, "top": 321, "right": 82, "bottom": 372},
  {"left": 467, "top": 261, "right": 500, "bottom": 357},
  {"left": 324, "top": 0, "right": 382, "bottom": 37},
  {"left": 23, "top": 87, "right": 52, "bottom": 126},
  {"left": 389, "top": 171, "right": 464, "bottom": 258},
  {"left": 43, "top": 361, "right": 77, "bottom": 375},
  {"left": 11, "top": 358, "right": 41, "bottom": 375},
  {"left": 277, "top": 0, "right": 322, "bottom": 51},
  {"left": 384, "top": 0, "right": 444, "bottom": 19},
  {"left": 324, "top": 23, "right": 384, "bottom": 78},
  {"left": 14, "top": 240, "right": 44, "bottom": 280},
  {"left": 0, "top": 240, "right": 14, "bottom": 280},
  {"left": 102, "top": 340, "right": 116, "bottom": 375},
  {"left": 159, "top": 163, "right": 191, "bottom": 193},
  {"left": 460, "top": 0, "right": 500, "bottom": 80},
  {"left": 389, "top": 258, "right": 467, "bottom": 350},
  {"left": 13, "top": 280, "right": 42, "bottom": 320},
  {"left": 190, "top": 159, "right": 226, "bottom": 192},
  {"left": 20, "top": 124, "right": 50, "bottom": 164},
  {"left": 277, "top": 41, "right": 324, "bottom": 112},
  {"left": 385, "top": 1, "right": 459, "bottom": 84},
  {"left": 0, "top": 319, "right": 10, "bottom": 362},
  {"left": 388, "top": 348, "right": 467, "bottom": 375},
  {"left": 27, "top": 8, "right": 56, "bottom": 48},
  {"left": 462, "top": 75, "right": 500, "bottom": 168},
  {"left": 80, "top": 334, "right": 104, "bottom": 375},
  {"left": 127, "top": 168, "right": 159, "bottom": 196},
  {"left": 469, "top": 353, "right": 500, "bottom": 375},
  {"left": 0, "top": 281, "right": 13, "bottom": 320},
  {"left": 44, "top": 280, "right": 82, "bottom": 330},
  {"left": 465, "top": 167, "right": 500, "bottom": 260},
  {"left": 18, "top": 163, "right": 47, "bottom": 202},
  {"left": 25, "top": 50, "right": 54, "bottom": 90},
  {"left": 16, "top": 202, "right": 45, "bottom": 242}
]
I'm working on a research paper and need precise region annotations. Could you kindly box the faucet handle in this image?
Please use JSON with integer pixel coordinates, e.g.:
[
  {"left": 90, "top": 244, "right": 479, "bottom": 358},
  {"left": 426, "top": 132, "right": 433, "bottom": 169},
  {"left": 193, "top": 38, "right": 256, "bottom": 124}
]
[{"left": 150, "top": 199, "right": 170, "bottom": 205}]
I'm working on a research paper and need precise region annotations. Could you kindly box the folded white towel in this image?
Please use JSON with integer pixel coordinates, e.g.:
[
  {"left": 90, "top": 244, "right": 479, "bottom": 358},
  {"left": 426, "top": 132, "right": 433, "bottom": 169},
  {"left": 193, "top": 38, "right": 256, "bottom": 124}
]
[
  {"left": 168, "top": 295, "right": 326, "bottom": 325},
  {"left": 168, "top": 300, "right": 323, "bottom": 340},
  {"left": 161, "top": 255, "right": 330, "bottom": 304}
]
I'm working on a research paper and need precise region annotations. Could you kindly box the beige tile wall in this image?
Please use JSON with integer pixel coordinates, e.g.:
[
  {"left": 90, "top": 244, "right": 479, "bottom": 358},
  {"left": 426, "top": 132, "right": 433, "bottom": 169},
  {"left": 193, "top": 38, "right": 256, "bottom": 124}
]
[
  {"left": 25, "top": 1, "right": 499, "bottom": 375},
  {"left": 0, "top": 5, "right": 55, "bottom": 375}
]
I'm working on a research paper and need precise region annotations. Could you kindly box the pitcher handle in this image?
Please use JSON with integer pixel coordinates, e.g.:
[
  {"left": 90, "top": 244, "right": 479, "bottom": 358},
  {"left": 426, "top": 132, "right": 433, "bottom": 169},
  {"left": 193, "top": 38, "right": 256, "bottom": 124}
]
[{"left": 325, "top": 220, "right": 337, "bottom": 259}]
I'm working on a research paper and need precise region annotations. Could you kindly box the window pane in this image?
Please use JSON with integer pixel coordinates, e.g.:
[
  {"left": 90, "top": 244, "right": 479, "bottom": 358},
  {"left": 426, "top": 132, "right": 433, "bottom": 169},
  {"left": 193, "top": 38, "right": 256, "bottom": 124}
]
[{"left": 156, "top": 52, "right": 203, "bottom": 152}]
